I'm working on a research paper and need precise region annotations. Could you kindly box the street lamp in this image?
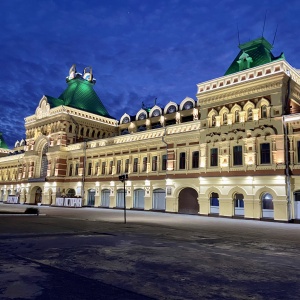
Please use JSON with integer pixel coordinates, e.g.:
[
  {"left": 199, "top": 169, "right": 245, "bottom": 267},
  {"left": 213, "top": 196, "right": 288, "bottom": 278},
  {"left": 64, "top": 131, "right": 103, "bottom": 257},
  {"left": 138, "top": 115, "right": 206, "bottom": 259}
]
[{"left": 119, "top": 174, "right": 128, "bottom": 224}]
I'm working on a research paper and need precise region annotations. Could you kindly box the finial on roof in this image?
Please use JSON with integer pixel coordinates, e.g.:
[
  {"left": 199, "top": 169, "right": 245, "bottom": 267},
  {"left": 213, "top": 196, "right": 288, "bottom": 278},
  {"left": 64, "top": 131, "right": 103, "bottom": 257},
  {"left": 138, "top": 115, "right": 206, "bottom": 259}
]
[{"left": 83, "top": 67, "right": 96, "bottom": 84}]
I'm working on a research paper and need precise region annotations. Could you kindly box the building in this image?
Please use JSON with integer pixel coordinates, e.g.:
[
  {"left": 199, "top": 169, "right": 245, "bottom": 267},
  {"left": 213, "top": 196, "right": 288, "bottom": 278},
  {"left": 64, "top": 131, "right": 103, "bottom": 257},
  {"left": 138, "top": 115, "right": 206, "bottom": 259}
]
[{"left": 1, "top": 37, "right": 300, "bottom": 221}]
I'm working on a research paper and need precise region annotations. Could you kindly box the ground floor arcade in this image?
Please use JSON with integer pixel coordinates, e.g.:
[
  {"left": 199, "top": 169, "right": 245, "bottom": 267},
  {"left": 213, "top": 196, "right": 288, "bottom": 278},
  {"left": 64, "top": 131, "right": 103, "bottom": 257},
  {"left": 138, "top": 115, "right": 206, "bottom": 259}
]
[{"left": 1, "top": 176, "right": 300, "bottom": 222}]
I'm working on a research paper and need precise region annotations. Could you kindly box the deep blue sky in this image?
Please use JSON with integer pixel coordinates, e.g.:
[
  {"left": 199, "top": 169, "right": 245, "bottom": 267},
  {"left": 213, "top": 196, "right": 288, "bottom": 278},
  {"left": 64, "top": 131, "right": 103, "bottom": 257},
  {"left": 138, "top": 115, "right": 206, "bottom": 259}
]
[{"left": 1, "top": 0, "right": 300, "bottom": 148}]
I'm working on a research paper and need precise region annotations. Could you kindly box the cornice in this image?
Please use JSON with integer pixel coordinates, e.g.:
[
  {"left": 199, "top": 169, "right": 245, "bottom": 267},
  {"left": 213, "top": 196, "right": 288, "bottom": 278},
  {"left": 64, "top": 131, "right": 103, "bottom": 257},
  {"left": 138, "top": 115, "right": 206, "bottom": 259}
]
[{"left": 198, "top": 79, "right": 284, "bottom": 107}]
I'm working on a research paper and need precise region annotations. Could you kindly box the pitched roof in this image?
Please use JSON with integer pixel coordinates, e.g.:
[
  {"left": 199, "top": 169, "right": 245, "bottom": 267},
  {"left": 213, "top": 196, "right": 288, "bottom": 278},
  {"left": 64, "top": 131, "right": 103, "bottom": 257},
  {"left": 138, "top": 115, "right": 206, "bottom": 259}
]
[
  {"left": 0, "top": 132, "right": 9, "bottom": 149},
  {"left": 47, "top": 78, "right": 111, "bottom": 117},
  {"left": 225, "top": 37, "right": 285, "bottom": 76}
]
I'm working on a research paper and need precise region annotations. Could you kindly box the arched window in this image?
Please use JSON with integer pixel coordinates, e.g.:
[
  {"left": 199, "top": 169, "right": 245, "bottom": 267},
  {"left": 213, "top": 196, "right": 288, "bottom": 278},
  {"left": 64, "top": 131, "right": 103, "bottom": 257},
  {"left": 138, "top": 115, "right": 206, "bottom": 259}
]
[
  {"left": 210, "top": 192, "right": 219, "bottom": 214},
  {"left": 69, "top": 164, "right": 73, "bottom": 176},
  {"left": 122, "top": 116, "right": 130, "bottom": 124},
  {"left": 86, "top": 129, "right": 90, "bottom": 137},
  {"left": 152, "top": 109, "right": 161, "bottom": 117},
  {"left": 167, "top": 105, "right": 177, "bottom": 114},
  {"left": 223, "top": 113, "right": 228, "bottom": 125},
  {"left": 262, "top": 193, "right": 273, "bottom": 209},
  {"left": 138, "top": 112, "right": 147, "bottom": 120},
  {"left": 80, "top": 127, "right": 84, "bottom": 136},
  {"left": 183, "top": 101, "right": 194, "bottom": 110},
  {"left": 235, "top": 110, "right": 240, "bottom": 123},
  {"left": 261, "top": 105, "right": 267, "bottom": 118},
  {"left": 66, "top": 188, "right": 76, "bottom": 197},
  {"left": 212, "top": 114, "right": 216, "bottom": 127},
  {"left": 247, "top": 108, "right": 253, "bottom": 121},
  {"left": 69, "top": 125, "right": 72, "bottom": 133}
]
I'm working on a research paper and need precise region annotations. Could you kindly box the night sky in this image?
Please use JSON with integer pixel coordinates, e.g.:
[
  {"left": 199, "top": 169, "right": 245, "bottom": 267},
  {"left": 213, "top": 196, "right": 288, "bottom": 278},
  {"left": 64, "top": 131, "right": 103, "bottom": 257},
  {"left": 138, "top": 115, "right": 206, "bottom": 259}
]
[{"left": 1, "top": 0, "right": 300, "bottom": 148}]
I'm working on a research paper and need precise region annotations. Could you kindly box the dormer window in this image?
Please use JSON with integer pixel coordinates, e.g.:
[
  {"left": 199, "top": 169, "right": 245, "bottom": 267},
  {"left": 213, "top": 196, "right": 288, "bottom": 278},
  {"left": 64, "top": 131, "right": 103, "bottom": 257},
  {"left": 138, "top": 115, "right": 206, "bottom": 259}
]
[
  {"left": 167, "top": 105, "right": 176, "bottom": 114},
  {"left": 122, "top": 116, "right": 130, "bottom": 124},
  {"left": 237, "top": 52, "right": 253, "bottom": 71},
  {"left": 138, "top": 112, "right": 147, "bottom": 120},
  {"left": 152, "top": 109, "right": 161, "bottom": 117},
  {"left": 183, "top": 101, "right": 193, "bottom": 110}
]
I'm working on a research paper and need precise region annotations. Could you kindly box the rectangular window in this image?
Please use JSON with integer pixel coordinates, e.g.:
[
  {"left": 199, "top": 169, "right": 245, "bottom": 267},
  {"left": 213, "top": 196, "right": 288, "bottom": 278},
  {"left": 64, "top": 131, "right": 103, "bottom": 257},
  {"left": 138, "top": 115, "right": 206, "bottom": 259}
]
[
  {"left": 133, "top": 158, "right": 138, "bottom": 172},
  {"left": 75, "top": 163, "right": 79, "bottom": 176},
  {"left": 125, "top": 159, "right": 129, "bottom": 173},
  {"left": 233, "top": 146, "right": 243, "bottom": 166},
  {"left": 87, "top": 162, "right": 92, "bottom": 175},
  {"left": 162, "top": 154, "right": 167, "bottom": 171},
  {"left": 192, "top": 151, "right": 199, "bottom": 168},
  {"left": 260, "top": 143, "right": 271, "bottom": 164},
  {"left": 179, "top": 152, "right": 186, "bottom": 169},
  {"left": 142, "top": 157, "right": 147, "bottom": 172},
  {"left": 101, "top": 162, "right": 106, "bottom": 175},
  {"left": 152, "top": 156, "right": 157, "bottom": 171},
  {"left": 117, "top": 160, "right": 121, "bottom": 174},
  {"left": 210, "top": 148, "right": 218, "bottom": 167},
  {"left": 298, "top": 141, "right": 300, "bottom": 163},
  {"left": 69, "top": 164, "right": 73, "bottom": 176},
  {"left": 94, "top": 162, "right": 99, "bottom": 175},
  {"left": 109, "top": 161, "right": 113, "bottom": 174}
]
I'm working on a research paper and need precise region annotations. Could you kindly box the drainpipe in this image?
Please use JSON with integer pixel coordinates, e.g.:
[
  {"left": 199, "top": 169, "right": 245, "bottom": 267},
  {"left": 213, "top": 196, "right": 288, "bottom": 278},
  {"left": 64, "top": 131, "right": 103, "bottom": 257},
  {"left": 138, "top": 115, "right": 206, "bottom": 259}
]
[
  {"left": 283, "top": 73, "right": 292, "bottom": 221},
  {"left": 162, "top": 126, "right": 168, "bottom": 179}
]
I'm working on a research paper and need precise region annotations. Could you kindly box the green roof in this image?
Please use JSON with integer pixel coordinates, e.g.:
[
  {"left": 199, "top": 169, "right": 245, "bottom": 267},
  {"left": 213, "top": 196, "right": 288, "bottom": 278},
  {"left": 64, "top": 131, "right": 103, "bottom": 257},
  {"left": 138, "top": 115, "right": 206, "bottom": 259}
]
[
  {"left": 47, "top": 78, "right": 111, "bottom": 117},
  {"left": 225, "top": 37, "right": 285, "bottom": 76},
  {"left": 0, "top": 132, "right": 9, "bottom": 149}
]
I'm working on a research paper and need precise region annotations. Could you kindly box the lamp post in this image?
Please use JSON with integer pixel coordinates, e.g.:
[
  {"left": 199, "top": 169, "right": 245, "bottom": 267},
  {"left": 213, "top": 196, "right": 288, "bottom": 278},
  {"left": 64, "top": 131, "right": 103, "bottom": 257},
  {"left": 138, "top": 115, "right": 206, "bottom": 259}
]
[{"left": 119, "top": 174, "right": 128, "bottom": 224}]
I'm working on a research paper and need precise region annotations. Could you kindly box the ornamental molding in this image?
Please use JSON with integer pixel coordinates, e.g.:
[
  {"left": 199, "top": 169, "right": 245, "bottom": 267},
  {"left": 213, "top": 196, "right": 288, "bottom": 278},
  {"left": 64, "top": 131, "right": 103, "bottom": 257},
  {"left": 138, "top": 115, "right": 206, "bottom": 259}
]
[
  {"left": 199, "top": 81, "right": 283, "bottom": 106},
  {"left": 36, "top": 96, "right": 50, "bottom": 120}
]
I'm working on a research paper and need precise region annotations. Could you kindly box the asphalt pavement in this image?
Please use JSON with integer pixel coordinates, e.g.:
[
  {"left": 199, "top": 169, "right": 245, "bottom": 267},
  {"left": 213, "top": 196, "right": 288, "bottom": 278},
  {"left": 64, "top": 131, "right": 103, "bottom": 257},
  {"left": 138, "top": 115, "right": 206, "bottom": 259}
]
[{"left": 0, "top": 203, "right": 300, "bottom": 300}]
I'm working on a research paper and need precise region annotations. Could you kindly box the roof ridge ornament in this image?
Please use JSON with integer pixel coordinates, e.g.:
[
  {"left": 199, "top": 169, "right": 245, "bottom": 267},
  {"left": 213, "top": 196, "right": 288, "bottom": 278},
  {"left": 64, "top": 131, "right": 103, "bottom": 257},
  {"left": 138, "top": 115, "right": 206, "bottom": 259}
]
[
  {"left": 83, "top": 66, "right": 96, "bottom": 84},
  {"left": 66, "top": 64, "right": 96, "bottom": 84},
  {"left": 66, "top": 64, "right": 82, "bottom": 82}
]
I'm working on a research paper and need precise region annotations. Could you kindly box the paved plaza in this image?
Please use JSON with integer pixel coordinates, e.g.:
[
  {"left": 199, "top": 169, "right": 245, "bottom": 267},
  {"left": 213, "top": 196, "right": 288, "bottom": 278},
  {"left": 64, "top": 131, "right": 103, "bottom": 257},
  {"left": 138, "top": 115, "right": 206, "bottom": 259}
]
[{"left": 0, "top": 204, "right": 300, "bottom": 299}]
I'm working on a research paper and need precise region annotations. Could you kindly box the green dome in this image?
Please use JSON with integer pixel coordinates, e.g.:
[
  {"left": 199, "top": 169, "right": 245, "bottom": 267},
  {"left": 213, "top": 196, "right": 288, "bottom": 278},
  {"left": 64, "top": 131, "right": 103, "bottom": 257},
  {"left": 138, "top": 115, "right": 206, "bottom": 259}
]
[
  {"left": 0, "top": 132, "right": 9, "bottom": 149},
  {"left": 47, "top": 78, "right": 111, "bottom": 117}
]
